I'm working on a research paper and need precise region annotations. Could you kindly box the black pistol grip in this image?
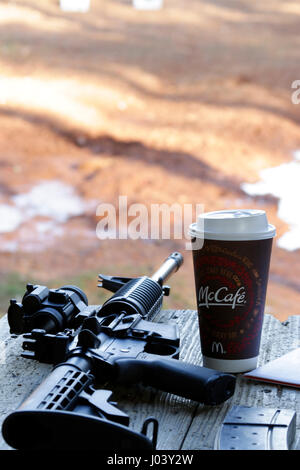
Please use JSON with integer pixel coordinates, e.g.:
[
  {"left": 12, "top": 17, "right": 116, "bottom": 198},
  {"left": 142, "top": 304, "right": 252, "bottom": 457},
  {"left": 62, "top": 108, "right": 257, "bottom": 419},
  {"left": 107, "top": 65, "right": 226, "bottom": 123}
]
[{"left": 113, "top": 357, "right": 236, "bottom": 405}]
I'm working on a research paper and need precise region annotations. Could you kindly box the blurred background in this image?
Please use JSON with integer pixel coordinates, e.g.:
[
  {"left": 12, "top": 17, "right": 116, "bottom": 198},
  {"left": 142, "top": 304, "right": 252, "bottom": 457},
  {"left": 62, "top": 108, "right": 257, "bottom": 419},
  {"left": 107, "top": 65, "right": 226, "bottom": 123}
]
[{"left": 0, "top": 0, "right": 300, "bottom": 320}]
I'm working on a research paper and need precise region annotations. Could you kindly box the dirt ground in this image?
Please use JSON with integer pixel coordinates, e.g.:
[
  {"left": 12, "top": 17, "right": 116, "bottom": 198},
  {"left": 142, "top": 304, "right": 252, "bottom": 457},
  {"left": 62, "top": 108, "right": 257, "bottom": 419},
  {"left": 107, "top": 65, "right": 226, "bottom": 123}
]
[{"left": 0, "top": 0, "right": 300, "bottom": 320}]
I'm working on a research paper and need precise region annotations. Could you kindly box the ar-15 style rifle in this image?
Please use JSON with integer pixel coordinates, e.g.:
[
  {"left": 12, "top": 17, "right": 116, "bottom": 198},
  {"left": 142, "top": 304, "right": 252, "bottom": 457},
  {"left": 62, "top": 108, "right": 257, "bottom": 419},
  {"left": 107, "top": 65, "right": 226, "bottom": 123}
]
[{"left": 2, "top": 252, "right": 236, "bottom": 450}]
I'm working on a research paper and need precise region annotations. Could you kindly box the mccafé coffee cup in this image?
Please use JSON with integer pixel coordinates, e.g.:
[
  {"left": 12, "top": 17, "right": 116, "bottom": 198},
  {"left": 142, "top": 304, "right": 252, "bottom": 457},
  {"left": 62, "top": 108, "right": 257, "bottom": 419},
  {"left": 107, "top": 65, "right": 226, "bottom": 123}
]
[{"left": 189, "top": 209, "right": 276, "bottom": 373}]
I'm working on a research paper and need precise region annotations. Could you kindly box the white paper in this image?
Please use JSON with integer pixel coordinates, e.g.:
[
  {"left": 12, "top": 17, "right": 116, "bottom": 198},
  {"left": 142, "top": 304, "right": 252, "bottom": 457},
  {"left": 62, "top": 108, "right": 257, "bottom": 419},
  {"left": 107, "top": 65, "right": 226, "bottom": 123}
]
[{"left": 244, "top": 348, "right": 300, "bottom": 387}]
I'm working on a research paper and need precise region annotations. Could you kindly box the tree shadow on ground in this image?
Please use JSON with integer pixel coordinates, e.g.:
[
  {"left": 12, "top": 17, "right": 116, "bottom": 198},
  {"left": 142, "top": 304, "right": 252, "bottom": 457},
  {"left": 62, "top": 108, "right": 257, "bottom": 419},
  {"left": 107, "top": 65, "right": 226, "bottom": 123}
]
[{"left": 0, "top": 106, "right": 278, "bottom": 204}]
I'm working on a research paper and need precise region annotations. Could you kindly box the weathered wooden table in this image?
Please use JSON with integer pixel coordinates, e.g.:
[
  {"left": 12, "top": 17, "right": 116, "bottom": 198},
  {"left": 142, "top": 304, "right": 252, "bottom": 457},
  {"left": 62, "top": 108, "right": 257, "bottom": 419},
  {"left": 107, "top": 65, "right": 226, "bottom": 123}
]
[{"left": 0, "top": 310, "right": 299, "bottom": 450}]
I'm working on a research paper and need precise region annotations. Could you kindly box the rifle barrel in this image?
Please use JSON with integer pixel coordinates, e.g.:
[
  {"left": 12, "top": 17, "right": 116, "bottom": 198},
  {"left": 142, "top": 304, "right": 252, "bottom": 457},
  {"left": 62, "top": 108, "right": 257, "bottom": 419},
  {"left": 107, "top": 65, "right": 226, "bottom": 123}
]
[{"left": 151, "top": 252, "right": 183, "bottom": 285}]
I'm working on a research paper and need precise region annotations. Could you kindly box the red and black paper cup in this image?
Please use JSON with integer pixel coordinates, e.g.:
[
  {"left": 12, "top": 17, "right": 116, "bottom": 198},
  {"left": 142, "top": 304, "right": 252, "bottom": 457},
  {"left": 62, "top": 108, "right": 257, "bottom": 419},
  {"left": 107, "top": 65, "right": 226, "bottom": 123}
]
[{"left": 189, "top": 210, "right": 276, "bottom": 373}]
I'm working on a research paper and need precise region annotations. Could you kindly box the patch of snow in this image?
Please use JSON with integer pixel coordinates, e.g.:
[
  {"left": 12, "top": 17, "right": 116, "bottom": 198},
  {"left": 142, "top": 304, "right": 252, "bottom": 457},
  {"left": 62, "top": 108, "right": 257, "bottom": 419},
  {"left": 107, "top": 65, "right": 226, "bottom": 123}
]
[
  {"left": 60, "top": 0, "right": 90, "bottom": 12},
  {"left": 241, "top": 154, "right": 300, "bottom": 251},
  {"left": 133, "top": 0, "right": 163, "bottom": 10},
  {"left": 0, "top": 204, "right": 23, "bottom": 233},
  {"left": 12, "top": 181, "right": 88, "bottom": 223},
  {"left": 0, "top": 180, "right": 96, "bottom": 252}
]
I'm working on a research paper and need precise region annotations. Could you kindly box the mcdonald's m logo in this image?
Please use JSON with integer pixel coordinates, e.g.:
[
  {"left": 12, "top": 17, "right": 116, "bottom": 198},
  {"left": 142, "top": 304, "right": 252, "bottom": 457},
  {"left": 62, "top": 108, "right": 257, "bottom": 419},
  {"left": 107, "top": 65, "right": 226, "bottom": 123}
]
[{"left": 211, "top": 341, "right": 225, "bottom": 354}]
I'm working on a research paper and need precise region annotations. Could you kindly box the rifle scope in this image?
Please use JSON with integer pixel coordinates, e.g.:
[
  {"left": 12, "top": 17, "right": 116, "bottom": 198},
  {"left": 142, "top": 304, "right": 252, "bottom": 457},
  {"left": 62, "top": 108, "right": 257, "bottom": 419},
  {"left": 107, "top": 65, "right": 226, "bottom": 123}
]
[{"left": 7, "top": 284, "right": 88, "bottom": 335}]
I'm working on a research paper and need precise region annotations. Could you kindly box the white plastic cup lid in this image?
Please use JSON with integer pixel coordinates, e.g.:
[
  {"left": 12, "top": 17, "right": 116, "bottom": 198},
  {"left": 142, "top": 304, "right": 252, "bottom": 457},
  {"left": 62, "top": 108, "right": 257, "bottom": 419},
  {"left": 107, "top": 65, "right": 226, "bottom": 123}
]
[{"left": 189, "top": 209, "right": 276, "bottom": 241}]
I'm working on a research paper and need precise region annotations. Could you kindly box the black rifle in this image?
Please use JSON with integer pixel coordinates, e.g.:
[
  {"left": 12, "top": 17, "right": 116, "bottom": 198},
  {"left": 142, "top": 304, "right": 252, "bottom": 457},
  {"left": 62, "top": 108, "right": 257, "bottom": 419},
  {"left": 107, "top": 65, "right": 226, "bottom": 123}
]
[{"left": 2, "top": 252, "right": 236, "bottom": 450}]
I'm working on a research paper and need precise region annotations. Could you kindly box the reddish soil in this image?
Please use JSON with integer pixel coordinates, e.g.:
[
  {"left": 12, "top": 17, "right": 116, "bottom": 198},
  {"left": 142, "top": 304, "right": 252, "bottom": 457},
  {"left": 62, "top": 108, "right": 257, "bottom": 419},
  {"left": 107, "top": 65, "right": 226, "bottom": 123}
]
[{"left": 0, "top": 0, "right": 300, "bottom": 320}]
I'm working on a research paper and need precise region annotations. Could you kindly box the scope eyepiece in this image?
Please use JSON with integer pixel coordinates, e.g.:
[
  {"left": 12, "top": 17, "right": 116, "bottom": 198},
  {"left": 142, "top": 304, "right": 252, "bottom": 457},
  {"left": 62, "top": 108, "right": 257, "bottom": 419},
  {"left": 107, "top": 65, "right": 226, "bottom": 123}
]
[{"left": 22, "top": 285, "right": 50, "bottom": 312}]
